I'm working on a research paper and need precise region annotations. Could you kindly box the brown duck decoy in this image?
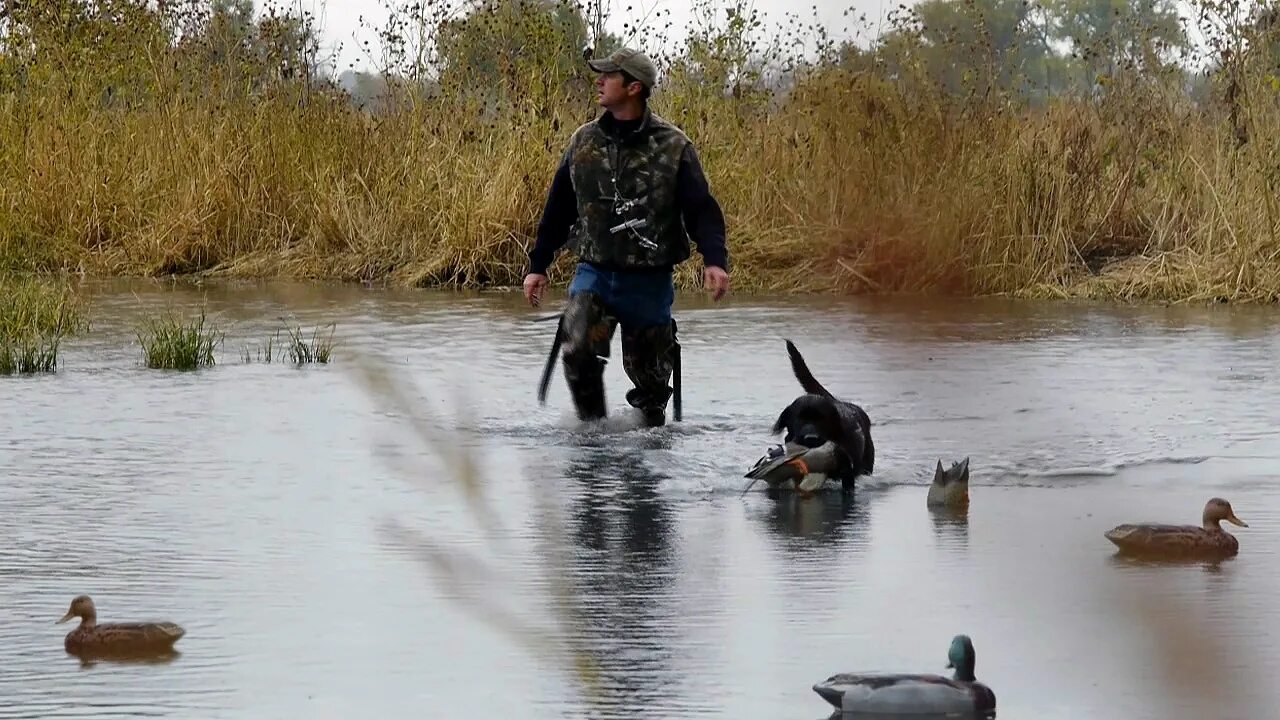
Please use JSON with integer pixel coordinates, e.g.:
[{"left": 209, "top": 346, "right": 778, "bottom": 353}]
[
  {"left": 57, "top": 595, "right": 185, "bottom": 656},
  {"left": 1105, "top": 497, "right": 1248, "bottom": 558}
]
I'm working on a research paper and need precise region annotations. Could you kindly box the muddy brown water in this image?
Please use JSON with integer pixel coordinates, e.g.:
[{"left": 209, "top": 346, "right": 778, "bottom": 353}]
[{"left": 2, "top": 279, "right": 1278, "bottom": 719}]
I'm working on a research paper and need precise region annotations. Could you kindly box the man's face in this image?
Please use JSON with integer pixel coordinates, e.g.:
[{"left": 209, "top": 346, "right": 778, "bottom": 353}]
[{"left": 595, "top": 71, "right": 637, "bottom": 108}]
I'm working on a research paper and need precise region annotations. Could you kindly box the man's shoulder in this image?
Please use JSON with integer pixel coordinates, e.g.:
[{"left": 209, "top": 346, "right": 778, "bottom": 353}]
[
  {"left": 647, "top": 111, "right": 691, "bottom": 143},
  {"left": 567, "top": 118, "right": 603, "bottom": 143}
]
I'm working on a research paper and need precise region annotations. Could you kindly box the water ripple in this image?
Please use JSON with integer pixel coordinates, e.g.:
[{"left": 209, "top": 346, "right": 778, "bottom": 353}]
[{"left": 2, "top": 282, "right": 1280, "bottom": 719}]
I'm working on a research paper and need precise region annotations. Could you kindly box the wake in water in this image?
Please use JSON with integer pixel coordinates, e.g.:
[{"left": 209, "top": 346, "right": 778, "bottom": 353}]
[{"left": 449, "top": 406, "right": 741, "bottom": 442}]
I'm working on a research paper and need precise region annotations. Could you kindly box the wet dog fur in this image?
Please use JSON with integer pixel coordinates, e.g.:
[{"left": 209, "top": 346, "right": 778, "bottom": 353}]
[{"left": 772, "top": 340, "right": 875, "bottom": 490}]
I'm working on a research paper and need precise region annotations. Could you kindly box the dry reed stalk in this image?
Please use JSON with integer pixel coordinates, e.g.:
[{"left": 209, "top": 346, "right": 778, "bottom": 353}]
[{"left": 347, "top": 350, "right": 605, "bottom": 702}]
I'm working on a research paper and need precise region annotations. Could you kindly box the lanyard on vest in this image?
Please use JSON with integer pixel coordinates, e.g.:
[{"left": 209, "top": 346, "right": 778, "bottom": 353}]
[{"left": 605, "top": 138, "right": 658, "bottom": 252}]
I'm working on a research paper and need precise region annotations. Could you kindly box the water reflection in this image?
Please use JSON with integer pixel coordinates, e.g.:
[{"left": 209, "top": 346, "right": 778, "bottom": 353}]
[
  {"left": 559, "top": 435, "right": 683, "bottom": 718},
  {"left": 562, "top": 435, "right": 676, "bottom": 566},
  {"left": 72, "top": 649, "right": 183, "bottom": 669},
  {"left": 758, "top": 488, "right": 863, "bottom": 546},
  {"left": 1094, "top": 548, "right": 1261, "bottom": 719},
  {"left": 1104, "top": 552, "right": 1236, "bottom": 576},
  {"left": 927, "top": 504, "right": 970, "bottom": 551}
]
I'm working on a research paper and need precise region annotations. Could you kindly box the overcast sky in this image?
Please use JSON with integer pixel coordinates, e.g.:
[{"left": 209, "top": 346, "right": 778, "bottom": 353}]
[{"left": 297, "top": 0, "right": 894, "bottom": 74}]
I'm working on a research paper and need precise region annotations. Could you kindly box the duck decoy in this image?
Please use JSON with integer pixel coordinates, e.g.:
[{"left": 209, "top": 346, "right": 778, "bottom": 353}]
[
  {"left": 813, "top": 634, "right": 997, "bottom": 717},
  {"left": 742, "top": 440, "right": 844, "bottom": 496},
  {"left": 1105, "top": 497, "right": 1248, "bottom": 558},
  {"left": 57, "top": 595, "right": 186, "bottom": 656},
  {"left": 927, "top": 457, "right": 971, "bottom": 508}
]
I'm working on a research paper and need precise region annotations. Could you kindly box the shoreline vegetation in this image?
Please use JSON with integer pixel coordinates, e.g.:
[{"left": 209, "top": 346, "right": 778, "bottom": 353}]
[{"left": 4, "top": 0, "right": 1280, "bottom": 307}]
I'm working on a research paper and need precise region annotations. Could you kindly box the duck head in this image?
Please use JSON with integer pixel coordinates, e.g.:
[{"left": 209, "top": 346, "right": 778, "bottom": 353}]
[
  {"left": 1203, "top": 497, "right": 1247, "bottom": 530},
  {"left": 57, "top": 595, "right": 97, "bottom": 626},
  {"left": 945, "top": 634, "right": 977, "bottom": 682}
]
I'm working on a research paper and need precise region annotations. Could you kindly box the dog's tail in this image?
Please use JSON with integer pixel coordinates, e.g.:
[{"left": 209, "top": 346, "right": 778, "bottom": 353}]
[{"left": 784, "top": 339, "right": 832, "bottom": 398}]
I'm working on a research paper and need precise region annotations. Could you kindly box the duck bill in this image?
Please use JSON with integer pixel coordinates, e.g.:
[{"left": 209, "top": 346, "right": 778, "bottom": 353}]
[
  {"left": 56, "top": 611, "right": 74, "bottom": 624},
  {"left": 1227, "top": 514, "right": 1248, "bottom": 528}
]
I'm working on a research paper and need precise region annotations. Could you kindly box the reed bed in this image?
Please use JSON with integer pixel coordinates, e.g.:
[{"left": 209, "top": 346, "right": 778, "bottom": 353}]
[
  {"left": 3, "top": 0, "right": 1280, "bottom": 303},
  {"left": 0, "top": 275, "right": 87, "bottom": 375}
]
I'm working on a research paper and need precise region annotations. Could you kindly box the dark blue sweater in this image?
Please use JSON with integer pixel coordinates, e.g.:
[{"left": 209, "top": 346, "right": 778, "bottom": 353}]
[{"left": 526, "top": 120, "right": 729, "bottom": 276}]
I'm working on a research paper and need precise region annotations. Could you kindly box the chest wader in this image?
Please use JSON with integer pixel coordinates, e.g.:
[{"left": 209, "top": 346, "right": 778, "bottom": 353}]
[
  {"left": 621, "top": 319, "right": 679, "bottom": 427},
  {"left": 537, "top": 294, "right": 682, "bottom": 426},
  {"left": 535, "top": 111, "right": 688, "bottom": 426},
  {"left": 557, "top": 290, "right": 615, "bottom": 422}
]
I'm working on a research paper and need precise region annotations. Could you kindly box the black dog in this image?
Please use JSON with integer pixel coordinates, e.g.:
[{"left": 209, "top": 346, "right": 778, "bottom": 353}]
[{"left": 771, "top": 339, "right": 875, "bottom": 490}]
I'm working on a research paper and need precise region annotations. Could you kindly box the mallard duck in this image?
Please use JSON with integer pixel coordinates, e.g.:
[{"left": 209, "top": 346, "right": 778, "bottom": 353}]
[
  {"left": 743, "top": 440, "right": 844, "bottom": 496},
  {"left": 813, "top": 634, "right": 996, "bottom": 717},
  {"left": 1104, "top": 497, "right": 1248, "bottom": 558},
  {"left": 57, "top": 595, "right": 185, "bottom": 655},
  {"left": 926, "top": 457, "right": 970, "bottom": 508}
]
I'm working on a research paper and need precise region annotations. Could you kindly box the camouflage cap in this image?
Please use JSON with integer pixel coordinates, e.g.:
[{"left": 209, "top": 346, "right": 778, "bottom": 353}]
[{"left": 586, "top": 46, "right": 658, "bottom": 89}]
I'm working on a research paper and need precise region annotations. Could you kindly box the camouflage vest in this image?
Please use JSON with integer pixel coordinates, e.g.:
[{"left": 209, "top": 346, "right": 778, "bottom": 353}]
[{"left": 566, "top": 108, "right": 692, "bottom": 271}]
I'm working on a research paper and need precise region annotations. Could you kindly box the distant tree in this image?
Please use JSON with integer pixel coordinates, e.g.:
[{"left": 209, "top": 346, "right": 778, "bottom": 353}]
[
  {"left": 1046, "top": 0, "right": 1189, "bottom": 88},
  {"left": 173, "top": 0, "right": 325, "bottom": 94},
  {"left": 370, "top": 0, "right": 609, "bottom": 111},
  {"left": 852, "top": 0, "right": 1062, "bottom": 103}
]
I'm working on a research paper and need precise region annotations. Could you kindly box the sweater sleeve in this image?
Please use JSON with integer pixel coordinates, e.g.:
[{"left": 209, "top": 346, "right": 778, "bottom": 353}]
[
  {"left": 676, "top": 143, "right": 729, "bottom": 271},
  {"left": 527, "top": 149, "right": 578, "bottom": 276}
]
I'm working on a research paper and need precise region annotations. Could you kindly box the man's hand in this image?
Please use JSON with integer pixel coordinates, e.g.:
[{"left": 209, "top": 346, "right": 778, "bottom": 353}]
[
  {"left": 704, "top": 266, "right": 729, "bottom": 301},
  {"left": 523, "top": 273, "right": 548, "bottom": 307}
]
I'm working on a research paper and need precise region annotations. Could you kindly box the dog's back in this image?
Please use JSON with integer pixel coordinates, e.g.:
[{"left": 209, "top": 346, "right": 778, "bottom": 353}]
[{"left": 782, "top": 339, "right": 875, "bottom": 476}]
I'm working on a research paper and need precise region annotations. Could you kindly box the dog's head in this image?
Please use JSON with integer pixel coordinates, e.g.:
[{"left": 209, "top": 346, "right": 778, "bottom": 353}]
[{"left": 772, "top": 393, "right": 844, "bottom": 449}]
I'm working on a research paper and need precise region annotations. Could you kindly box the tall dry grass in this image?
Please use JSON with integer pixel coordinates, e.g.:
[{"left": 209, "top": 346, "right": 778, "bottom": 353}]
[{"left": 4, "top": 0, "right": 1280, "bottom": 302}]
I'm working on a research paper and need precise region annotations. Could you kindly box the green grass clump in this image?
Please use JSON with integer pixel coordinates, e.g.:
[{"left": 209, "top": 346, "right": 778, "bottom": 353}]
[
  {"left": 136, "top": 309, "right": 223, "bottom": 370},
  {"left": 0, "top": 338, "right": 61, "bottom": 375},
  {"left": 240, "top": 323, "right": 336, "bottom": 364},
  {"left": 284, "top": 323, "right": 336, "bottom": 365},
  {"left": 241, "top": 330, "right": 281, "bottom": 364},
  {"left": 0, "top": 275, "right": 87, "bottom": 376}
]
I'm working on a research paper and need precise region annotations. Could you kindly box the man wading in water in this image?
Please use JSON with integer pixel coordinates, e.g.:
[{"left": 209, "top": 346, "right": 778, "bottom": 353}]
[{"left": 523, "top": 46, "right": 730, "bottom": 427}]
